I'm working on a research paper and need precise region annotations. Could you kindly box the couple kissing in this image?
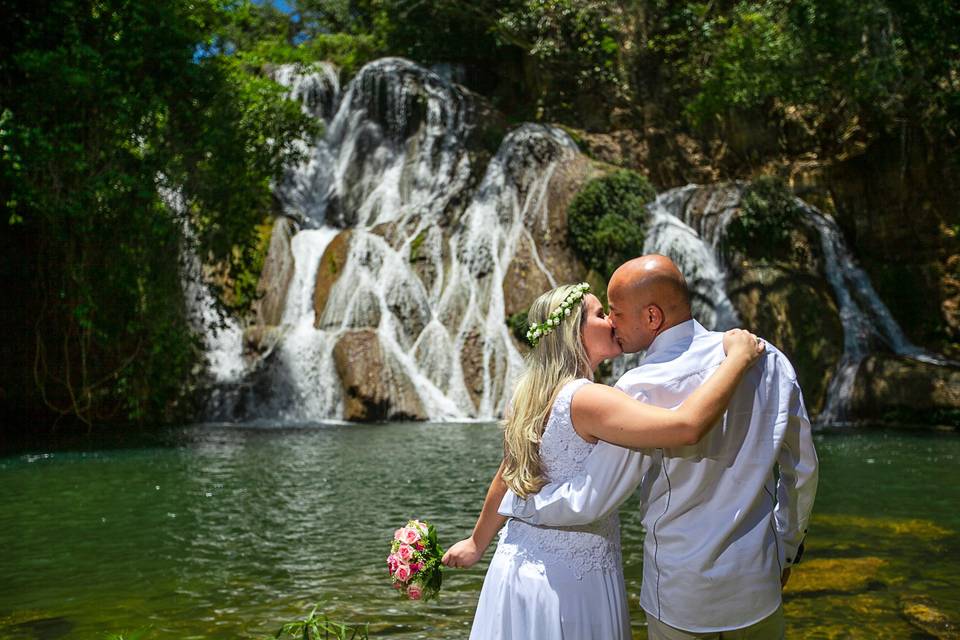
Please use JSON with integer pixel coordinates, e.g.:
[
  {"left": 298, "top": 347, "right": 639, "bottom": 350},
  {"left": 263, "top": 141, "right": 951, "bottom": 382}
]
[{"left": 443, "top": 254, "right": 818, "bottom": 640}]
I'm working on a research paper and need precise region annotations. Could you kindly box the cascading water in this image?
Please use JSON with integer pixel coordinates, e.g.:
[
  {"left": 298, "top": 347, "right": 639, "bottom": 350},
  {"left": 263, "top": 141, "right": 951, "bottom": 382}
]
[
  {"left": 186, "top": 57, "right": 950, "bottom": 425},
  {"left": 801, "top": 204, "right": 949, "bottom": 423},
  {"left": 203, "top": 58, "right": 579, "bottom": 422},
  {"left": 644, "top": 186, "right": 741, "bottom": 331},
  {"left": 652, "top": 182, "right": 948, "bottom": 425},
  {"left": 163, "top": 186, "right": 246, "bottom": 384}
]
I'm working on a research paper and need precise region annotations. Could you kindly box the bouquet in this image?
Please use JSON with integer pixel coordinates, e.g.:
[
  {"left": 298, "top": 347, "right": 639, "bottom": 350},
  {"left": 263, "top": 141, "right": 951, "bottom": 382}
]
[{"left": 387, "top": 519, "right": 443, "bottom": 600}]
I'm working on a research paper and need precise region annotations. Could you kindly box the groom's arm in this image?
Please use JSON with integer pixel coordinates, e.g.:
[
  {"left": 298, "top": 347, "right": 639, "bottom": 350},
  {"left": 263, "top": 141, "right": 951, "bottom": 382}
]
[
  {"left": 775, "top": 380, "right": 819, "bottom": 568},
  {"left": 498, "top": 440, "right": 644, "bottom": 526}
]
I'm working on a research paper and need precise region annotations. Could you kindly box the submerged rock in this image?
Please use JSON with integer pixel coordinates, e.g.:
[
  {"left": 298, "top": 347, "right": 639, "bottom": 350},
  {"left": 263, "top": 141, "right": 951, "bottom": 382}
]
[
  {"left": 901, "top": 595, "right": 960, "bottom": 639},
  {"left": 332, "top": 329, "right": 426, "bottom": 421},
  {"left": 786, "top": 557, "right": 887, "bottom": 595}
]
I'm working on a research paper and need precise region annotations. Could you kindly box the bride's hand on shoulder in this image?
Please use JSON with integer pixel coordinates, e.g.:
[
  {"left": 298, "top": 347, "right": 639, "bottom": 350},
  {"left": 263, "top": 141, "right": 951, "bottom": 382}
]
[
  {"left": 442, "top": 537, "right": 484, "bottom": 569},
  {"left": 722, "top": 328, "right": 765, "bottom": 365}
]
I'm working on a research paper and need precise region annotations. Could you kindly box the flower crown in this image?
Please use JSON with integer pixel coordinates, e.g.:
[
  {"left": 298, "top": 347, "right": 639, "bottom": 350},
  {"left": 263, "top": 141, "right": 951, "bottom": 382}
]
[{"left": 526, "top": 282, "right": 591, "bottom": 347}]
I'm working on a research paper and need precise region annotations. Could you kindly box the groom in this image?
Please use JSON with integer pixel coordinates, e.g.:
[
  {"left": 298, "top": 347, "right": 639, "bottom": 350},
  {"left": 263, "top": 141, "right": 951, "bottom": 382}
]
[{"left": 499, "top": 255, "right": 818, "bottom": 639}]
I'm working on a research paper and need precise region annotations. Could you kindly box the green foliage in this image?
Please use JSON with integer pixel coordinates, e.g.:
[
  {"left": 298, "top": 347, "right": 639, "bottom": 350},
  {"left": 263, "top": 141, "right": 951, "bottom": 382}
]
[
  {"left": 567, "top": 169, "right": 656, "bottom": 279},
  {"left": 668, "top": 0, "right": 960, "bottom": 159},
  {"left": 221, "top": 217, "right": 274, "bottom": 313},
  {"left": 265, "top": 605, "right": 369, "bottom": 640},
  {"left": 103, "top": 629, "right": 150, "bottom": 640},
  {"left": 0, "top": 0, "right": 315, "bottom": 426},
  {"left": 408, "top": 229, "right": 428, "bottom": 263},
  {"left": 496, "top": 0, "right": 626, "bottom": 122},
  {"left": 506, "top": 309, "right": 531, "bottom": 346},
  {"left": 726, "top": 176, "right": 803, "bottom": 259}
]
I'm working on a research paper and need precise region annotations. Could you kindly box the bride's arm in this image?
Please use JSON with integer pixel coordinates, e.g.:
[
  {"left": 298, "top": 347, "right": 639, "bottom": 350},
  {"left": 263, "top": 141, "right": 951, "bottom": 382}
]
[
  {"left": 572, "top": 329, "right": 764, "bottom": 448},
  {"left": 442, "top": 460, "right": 508, "bottom": 569}
]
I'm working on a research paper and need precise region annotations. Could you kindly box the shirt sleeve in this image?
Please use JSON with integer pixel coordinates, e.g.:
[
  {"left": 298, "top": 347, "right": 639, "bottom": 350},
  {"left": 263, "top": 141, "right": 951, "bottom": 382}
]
[
  {"left": 775, "top": 380, "right": 819, "bottom": 567},
  {"left": 497, "top": 440, "right": 645, "bottom": 526}
]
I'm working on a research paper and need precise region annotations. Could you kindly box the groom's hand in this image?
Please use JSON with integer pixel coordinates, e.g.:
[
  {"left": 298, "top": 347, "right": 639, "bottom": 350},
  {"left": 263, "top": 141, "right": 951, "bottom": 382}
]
[
  {"left": 781, "top": 568, "right": 791, "bottom": 588},
  {"left": 442, "top": 537, "right": 484, "bottom": 569}
]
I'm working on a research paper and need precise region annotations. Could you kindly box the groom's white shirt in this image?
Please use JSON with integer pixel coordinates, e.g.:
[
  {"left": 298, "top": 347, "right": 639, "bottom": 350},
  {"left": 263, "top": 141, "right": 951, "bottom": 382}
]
[{"left": 498, "top": 319, "right": 818, "bottom": 633}]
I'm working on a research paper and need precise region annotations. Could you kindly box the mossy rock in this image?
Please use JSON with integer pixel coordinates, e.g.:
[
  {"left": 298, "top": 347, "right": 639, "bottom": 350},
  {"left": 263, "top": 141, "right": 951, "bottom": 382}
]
[
  {"left": 900, "top": 595, "right": 960, "bottom": 639},
  {"left": 725, "top": 176, "right": 804, "bottom": 260},
  {"left": 849, "top": 355, "right": 960, "bottom": 427}
]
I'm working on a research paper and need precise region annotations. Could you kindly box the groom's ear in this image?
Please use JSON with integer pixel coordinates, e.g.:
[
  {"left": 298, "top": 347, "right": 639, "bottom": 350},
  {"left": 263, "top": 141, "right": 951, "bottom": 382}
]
[{"left": 645, "top": 304, "right": 664, "bottom": 330}]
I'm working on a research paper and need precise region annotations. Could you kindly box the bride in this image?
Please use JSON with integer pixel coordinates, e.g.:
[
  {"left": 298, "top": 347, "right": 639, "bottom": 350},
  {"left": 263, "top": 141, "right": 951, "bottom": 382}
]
[{"left": 441, "top": 283, "right": 764, "bottom": 639}]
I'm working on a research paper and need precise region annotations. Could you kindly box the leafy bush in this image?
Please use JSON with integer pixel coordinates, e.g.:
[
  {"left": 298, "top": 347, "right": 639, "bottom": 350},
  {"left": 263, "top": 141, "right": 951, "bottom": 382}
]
[
  {"left": 725, "top": 176, "right": 803, "bottom": 258},
  {"left": 567, "top": 169, "right": 656, "bottom": 279}
]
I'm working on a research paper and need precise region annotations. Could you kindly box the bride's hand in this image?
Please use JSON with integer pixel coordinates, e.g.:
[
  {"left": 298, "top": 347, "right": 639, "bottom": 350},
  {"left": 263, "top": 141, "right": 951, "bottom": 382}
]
[
  {"left": 722, "top": 328, "right": 765, "bottom": 365},
  {"left": 442, "top": 537, "right": 484, "bottom": 569}
]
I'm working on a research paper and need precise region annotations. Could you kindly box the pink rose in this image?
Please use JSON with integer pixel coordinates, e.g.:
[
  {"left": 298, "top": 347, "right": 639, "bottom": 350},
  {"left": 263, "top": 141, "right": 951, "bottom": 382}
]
[
  {"left": 410, "top": 561, "right": 423, "bottom": 573},
  {"left": 387, "top": 554, "right": 399, "bottom": 573},
  {"left": 407, "top": 583, "right": 423, "bottom": 600},
  {"left": 394, "top": 563, "right": 412, "bottom": 582},
  {"left": 397, "top": 544, "right": 414, "bottom": 562},
  {"left": 394, "top": 528, "right": 405, "bottom": 542},
  {"left": 400, "top": 527, "right": 420, "bottom": 545}
]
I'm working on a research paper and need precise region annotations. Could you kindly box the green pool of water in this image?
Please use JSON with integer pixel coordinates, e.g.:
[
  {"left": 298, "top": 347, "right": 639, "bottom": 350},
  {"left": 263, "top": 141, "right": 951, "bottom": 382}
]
[{"left": 1, "top": 424, "right": 958, "bottom": 639}]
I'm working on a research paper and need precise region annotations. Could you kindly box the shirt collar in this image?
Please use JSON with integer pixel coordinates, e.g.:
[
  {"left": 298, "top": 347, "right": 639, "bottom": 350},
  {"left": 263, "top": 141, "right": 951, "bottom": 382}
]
[{"left": 643, "top": 318, "right": 703, "bottom": 360}]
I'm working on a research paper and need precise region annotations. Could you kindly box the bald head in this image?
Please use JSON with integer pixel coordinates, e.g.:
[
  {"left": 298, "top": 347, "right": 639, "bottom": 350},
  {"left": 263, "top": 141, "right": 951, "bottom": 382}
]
[{"left": 607, "top": 255, "right": 692, "bottom": 352}]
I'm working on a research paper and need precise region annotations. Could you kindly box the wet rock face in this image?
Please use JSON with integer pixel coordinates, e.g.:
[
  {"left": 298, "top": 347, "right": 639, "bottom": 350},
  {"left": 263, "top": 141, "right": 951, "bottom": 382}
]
[
  {"left": 313, "top": 230, "right": 352, "bottom": 327},
  {"left": 827, "top": 131, "right": 960, "bottom": 358},
  {"left": 849, "top": 355, "right": 960, "bottom": 427},
  {"left": 459, "top": 330, "right": 485, "bottom": 411},
  {"left": 332, "top": 329, "right": 426, "bottom": 422},
  {"left": 502, "top": 153, "right": 596, "bottom": 318},
  {"left": 254, "top": 217, "right": 298, "bottom": 327},
  {"left": 725, "top": 222, "right": 844, "bottom": 415}
]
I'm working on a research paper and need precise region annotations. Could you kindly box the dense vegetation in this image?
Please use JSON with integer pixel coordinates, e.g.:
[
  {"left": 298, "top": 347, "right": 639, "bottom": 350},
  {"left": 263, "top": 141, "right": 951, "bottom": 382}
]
[
  {"left": 725, "top": 176, "right": 804, "bottom": 259},
  {"left": 567, "top": 169, "right": 656, "bottom": 280},
  {"left": 0, "top": 0, "right": 316, "bottom": 427},
  {"left": 2, "top": 0, "right": 957, "bottom": 430}
]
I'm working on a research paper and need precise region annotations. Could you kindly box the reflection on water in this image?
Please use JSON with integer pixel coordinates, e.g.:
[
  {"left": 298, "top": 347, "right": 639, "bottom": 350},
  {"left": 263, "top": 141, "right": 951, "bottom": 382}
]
[{"left": 1, "top": 425, "right": 958, "bottom": 639}]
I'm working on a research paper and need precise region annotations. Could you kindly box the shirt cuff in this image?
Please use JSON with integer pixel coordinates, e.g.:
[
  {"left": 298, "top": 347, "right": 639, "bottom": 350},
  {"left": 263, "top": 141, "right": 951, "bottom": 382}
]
[{"left": 784, "top": 539, "right": 806, "bottom": 567}]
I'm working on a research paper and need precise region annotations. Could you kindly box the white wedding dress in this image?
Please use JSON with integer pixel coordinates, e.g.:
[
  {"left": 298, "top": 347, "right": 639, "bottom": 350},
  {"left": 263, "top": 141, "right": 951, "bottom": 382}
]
[{"left": 470, "top": 378, "right": 631, "bottom": 639}]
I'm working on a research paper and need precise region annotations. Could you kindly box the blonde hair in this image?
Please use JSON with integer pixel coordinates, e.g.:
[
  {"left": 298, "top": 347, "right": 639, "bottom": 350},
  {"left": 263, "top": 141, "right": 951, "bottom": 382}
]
[{"left": 502, "top": 284, "right": 593, "bottom": 498}]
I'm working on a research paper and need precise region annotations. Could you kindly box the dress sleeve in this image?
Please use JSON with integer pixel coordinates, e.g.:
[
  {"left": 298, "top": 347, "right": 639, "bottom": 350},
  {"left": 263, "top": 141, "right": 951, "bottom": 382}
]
[{"left": 498, "top": 440, "right": 644, "bottom": 526}]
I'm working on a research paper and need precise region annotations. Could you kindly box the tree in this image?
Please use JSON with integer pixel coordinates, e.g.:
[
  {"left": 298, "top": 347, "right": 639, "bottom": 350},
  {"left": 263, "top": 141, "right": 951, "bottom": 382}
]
[{"left": 0, "top": 0, "right": 315, "bottom": 428}]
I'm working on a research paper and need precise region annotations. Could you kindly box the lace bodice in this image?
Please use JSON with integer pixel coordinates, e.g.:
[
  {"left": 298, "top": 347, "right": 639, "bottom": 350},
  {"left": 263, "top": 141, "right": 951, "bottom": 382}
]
[{"left": 496, "top": 378, "right": 622, "bottom": 578}]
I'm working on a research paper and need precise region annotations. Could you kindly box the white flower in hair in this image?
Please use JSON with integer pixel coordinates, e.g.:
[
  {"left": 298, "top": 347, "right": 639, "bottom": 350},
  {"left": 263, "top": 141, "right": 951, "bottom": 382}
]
[{"left": 525, "top": 282, "right": 591, "bottom": 347}]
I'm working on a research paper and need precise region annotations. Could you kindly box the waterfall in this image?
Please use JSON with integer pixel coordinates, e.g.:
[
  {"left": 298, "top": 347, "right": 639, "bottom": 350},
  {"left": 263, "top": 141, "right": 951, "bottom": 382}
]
[
  {"left": 201, "top": 58, "right": 580, "bottom": 422},
  {"left": 185, "top": 57, "right": 950, "bottom": 425},
  {"left": 163, "top": 186, "right": 246, "bottom": 384},
  {"left": 644, "top": 185, "right": 742, "bottom": 331},
  {"left": 802, "top": 204, "right": 948, "bottom": 424},
  {"left": 651, "top": 182, "right": 949, "bottom": 425}
]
